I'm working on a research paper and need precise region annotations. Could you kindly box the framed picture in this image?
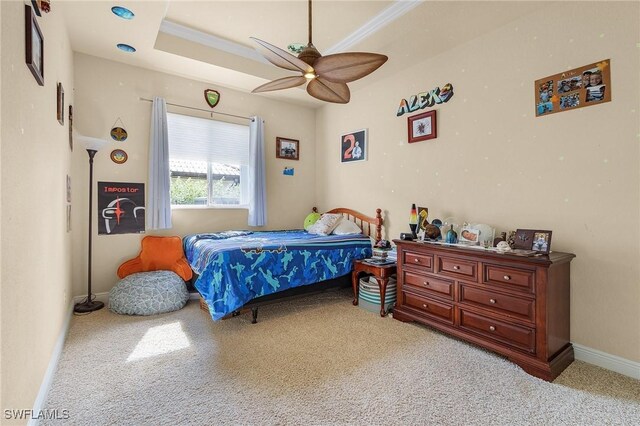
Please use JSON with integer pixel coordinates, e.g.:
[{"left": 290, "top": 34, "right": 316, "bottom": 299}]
[
  {"left": 57, "top": 83, "right": 64, "bottom": 125},
  {"left": 513, "top": 229, "right": 536, "bottom": 250},
  {"left": 459, "top": 227, "right": 480, "bottom": 244},
  {"left": 340, "top": 129, "right": 367, "bottom": 163},
  {"left": 68, "top": 105, "right": 73, "bottom": 151},
  {"left": 276, "top": 137, "right": 299, "bottom": 160},
  {"left": 535, "top": 59, "right": 611, "bottom": 117},
  {"left": 66, "top": 175, "right": 71, "bottom": 202},
  {"left": 25, "top": 5, "right": 44, "bottom": 86},
  {"left": 532, "top": 231, "right": 552, "bottom": 254},
  {"left": 408, "top": 110, "right": 437, "bottom": 143}
]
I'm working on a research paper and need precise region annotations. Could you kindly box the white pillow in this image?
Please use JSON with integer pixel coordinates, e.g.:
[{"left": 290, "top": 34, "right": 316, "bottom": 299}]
[
  {"left": 307, "top": 213, "right": 343, "bottom": 235},
  {"left": 331, "top": 217, "right": 363, "bottom": 235}
]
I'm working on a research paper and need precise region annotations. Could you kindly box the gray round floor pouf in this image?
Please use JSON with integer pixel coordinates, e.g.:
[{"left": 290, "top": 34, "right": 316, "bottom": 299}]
[{"left": 109, "top": 270, "right": 190, "bottom": 316}]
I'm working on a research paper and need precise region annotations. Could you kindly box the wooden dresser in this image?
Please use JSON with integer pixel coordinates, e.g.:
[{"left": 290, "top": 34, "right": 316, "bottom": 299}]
[{"left": 392, "top": 240, "right": 575, "bottom": 381}]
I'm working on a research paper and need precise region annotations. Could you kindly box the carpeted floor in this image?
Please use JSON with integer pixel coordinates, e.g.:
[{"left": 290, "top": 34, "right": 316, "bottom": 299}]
[{"left": 43, "top": 288, "right": 639, "bottom": 425}]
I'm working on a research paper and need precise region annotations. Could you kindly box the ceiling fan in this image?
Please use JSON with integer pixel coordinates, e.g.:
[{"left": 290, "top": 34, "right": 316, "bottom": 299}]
[{"left": 250, "top": 0, "right": 388, "bottom": 104}]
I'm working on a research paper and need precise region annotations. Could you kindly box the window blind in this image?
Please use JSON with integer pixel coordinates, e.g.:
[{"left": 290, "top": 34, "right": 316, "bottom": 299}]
[{"left": 167, "top": 113, "right": 249, "bottom": 165}]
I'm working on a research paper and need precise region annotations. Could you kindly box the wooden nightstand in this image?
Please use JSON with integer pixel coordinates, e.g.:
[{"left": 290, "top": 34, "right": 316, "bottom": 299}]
[{"left": 351, "top": 259, "right": 397, "bottom": 317}]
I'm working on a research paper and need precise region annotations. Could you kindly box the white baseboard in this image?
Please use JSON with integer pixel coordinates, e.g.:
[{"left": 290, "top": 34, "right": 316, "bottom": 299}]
[
  {"left": 28, "top": 301, "right": 74, "bottom": 426},
  {"left": 573, "top": 344, "right": 640, "bottom": 380}
]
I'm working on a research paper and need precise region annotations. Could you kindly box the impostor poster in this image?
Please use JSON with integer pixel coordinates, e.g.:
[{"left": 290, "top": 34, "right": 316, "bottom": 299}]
[{"left": 98, "top": 181, "right": 145, "bottom": 235}]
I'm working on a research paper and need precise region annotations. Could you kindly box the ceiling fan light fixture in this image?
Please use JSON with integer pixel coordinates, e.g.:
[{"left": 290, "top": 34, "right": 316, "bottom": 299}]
[{"left": 250, "top": 0, "right": 387, "bottom": 103}]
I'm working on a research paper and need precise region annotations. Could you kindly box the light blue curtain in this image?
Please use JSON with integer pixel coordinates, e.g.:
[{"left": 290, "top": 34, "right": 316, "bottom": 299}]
[
  {"left": 147, "top": 97, "right": 172, "bottom": 230},
  {"left": 248, "top": 116, "right": 267, "bottom": 227}
]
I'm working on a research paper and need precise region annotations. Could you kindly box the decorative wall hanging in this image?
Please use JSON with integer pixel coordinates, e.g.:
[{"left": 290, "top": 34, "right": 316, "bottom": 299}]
[
  {"left": 204, "top": 89, "right": 220, "bottom": 108},
  {"left": 408, "top": 110, "right": 437, "bottom": 143},
  {"left": 283, "top": 167, "right": 295, "bottom": 176},
  {"left": 66, "top": 175, "right": 71, "bottom": 202},
  {"left": 56, "top": 82, "right": 64, "bottom": 125},
  {"left": 25, "top": 5, "right": 44, "bottom": 86},
  {"left": 68, "top": 105, "right": 73, "bottom": 151},
  {"left": 110, "top": 118, "right": 128, "bottom": 141},
  {"left": 276, "top": 137, "right": 299, "bottom": 160},
  {"left": 110, "top": 149, "right": 128, "bottom": 164},
  {"left": 340, "top": 129, "right": 367, "bottom": 163},
  {"left": 535, "top": 59, "right": 611, "bottom": 117},
  {"left": 98, "top": 182, "right": 145, "bottom": 235},
  {"left": 397, "top": 83, "right": 453, "bottom": 117}
]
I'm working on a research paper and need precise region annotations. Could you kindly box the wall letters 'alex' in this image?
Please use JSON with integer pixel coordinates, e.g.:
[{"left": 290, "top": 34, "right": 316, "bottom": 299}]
[{"left": 396, "top": 83, "right": 454, "bottom": 117}]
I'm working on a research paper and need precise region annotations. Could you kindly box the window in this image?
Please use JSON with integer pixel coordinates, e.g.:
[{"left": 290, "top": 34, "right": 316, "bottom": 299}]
[{"left": 167, "top": 113, "right": 249, "bottom": 207}]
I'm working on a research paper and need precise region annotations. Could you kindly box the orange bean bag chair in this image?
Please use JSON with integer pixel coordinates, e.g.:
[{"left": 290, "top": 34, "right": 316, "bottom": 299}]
[{"left": 117, "top": 236, "right": 193, "bottom": 281}]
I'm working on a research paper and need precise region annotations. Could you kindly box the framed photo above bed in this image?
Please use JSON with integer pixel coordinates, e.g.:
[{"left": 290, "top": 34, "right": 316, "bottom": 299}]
[
  {"left": 340, "top": 129, "right": 367, "bottom": 163},
  {"left": 276, "top": 137, "right": 299, "bottom": 160}
]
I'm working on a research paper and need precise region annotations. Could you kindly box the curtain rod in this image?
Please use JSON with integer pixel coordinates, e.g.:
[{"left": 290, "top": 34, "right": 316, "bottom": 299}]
[{"left": 139, "top": 97, "right": 253, "bottom": 121}]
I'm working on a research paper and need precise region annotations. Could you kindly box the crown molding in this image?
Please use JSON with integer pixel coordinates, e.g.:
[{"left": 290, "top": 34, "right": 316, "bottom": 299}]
[
  {"left": 325, "top": 0, "right": 423, "bottom": 55},
  {"left": 159, "top": 20, "right": 269, "bottom": 65}
]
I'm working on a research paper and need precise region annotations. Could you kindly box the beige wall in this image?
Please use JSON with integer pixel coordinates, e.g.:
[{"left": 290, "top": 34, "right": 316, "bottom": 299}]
[
  {"left": 72, "top": 54, "right": 317, "bottom": 297},
  {"left": 1, "top": 1, "right": 74, "bottom": 418},
  {"left": 315, "top": 3, "right": 640, "bottom": 362}
]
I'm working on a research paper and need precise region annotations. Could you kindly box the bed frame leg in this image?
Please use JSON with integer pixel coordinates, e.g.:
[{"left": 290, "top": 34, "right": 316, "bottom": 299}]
[{"left": 251, "top": 307, "right": 259, "bottom": 324}]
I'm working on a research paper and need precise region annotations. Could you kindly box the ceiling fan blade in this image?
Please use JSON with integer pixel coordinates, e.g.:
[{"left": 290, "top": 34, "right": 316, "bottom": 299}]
[
  {"left": 307, "top": 78, "right": 350, "bottom": 104},
  {"left": 252, "top": 76, "right": 307, "bottom": 93},
  {"left": 250, "top": 37, "right": 314, "bottom": 74},
  {"left": 313, "top": 52, "right": 388, "bottom": 83}
]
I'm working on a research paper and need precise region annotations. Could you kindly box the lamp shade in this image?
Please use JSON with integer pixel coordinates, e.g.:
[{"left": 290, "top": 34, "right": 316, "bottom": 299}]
[{"left": 75, "top": 133, "right": 109, "bottom": 152}]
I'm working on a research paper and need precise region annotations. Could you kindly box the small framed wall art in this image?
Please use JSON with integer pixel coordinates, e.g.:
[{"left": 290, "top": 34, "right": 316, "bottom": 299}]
[
  {"left": 408, "top": 110, "right": 437, "bottom": 143},
  {"left": 276, "top": 137, "right": 299, "bottom": 160},
  {"left": 340, "top": 129, "right": 367, "bottom": 163},
  {"left": 57, "top": 83, "right": 64, "bottom": 125},
  {"left": 25, "top": 5, "right": 44, "bottom": 86},
  {"left": 110, "top": 149, "right": 128, "bottom": 164}
]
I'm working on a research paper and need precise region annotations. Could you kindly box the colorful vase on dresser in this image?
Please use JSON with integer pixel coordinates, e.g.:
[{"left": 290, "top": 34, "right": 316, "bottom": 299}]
[{"left": 445, "top": 225, "right": 458, "bottom": 244}]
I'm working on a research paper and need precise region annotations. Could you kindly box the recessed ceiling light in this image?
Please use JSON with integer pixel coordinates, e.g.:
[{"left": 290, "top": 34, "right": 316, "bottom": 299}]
[
  {"left": 111, "top": 6, "right": 134, "bottom": 20},
  {"left": 117, "top": 43, "right": 136, "bottom": 53}
]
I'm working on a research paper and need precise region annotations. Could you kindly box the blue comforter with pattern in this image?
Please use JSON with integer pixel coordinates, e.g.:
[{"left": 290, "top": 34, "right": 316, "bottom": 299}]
[{"left": 183, "top": 230, "right": 372, "bottom": 320}]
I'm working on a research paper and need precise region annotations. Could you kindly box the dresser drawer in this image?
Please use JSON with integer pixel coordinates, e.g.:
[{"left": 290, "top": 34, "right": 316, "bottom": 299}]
[
  {"left": 403, "top": 271, "right": 454, "bottom": 300},
  {"left": 402, "top": 291, "right": 454, "bottom": 324},
  {"left": 483, "top": 264, "right": 535, "bottom": 293},
  {"left": 459, "top": 284, "right": 534, "bottom": 322},
  {"left": 436, "top": 256, "right": 478, "bottom": 281},
  {"left": 459, "top": 309, "right": 535, "bottom": 354},
  {"left": 403, "top": 251, "right": 433, "bottom": 270}
]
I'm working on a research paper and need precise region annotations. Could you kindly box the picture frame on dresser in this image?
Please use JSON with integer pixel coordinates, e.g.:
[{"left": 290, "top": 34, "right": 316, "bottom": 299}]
[{"left": 532, "top": 231, "right": 552, "bottom": 254}]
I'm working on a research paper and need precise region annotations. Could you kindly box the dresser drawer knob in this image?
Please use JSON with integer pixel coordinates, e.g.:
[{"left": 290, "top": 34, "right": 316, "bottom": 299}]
[
  {"left": 414, "top": 258, "right": 420, "bottom": 263},
  {"left": 453, "top": 265, "right": 460, "bottom": 270},
  {"left": 489, "top": 298, "right": 496, "bottom": 304},
  {"left": 423, "top": 281, "right": 430, "bottom": 286},
  {"left": 503, "top": 275, "right": 511, "bottom": 281},
  {"left": 489, "top": 326, "right": 496, "bottom": 331},
  {"left": 422, "top": 303, "right": 428, "bottom": 309}
]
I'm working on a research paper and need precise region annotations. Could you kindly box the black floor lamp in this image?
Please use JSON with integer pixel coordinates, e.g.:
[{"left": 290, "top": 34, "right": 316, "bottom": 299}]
[{"left": 74, "top": 135, "right": 108, "bottom": 314}]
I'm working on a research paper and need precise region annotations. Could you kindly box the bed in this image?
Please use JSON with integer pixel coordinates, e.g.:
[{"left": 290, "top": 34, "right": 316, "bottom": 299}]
[{"left": 185, "top": 207, "right": 382, "bottom": 322}]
